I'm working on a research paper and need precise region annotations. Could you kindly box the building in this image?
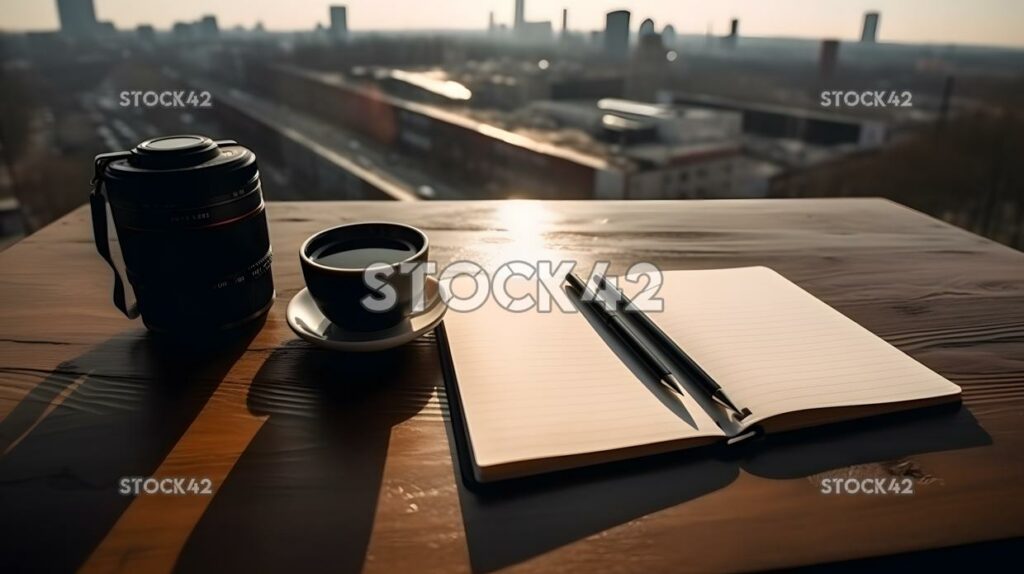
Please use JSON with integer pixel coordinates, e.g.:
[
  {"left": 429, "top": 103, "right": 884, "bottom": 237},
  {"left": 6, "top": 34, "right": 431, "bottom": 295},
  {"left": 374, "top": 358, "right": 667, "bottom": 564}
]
[
  {"left": 197, "top": 15, "right": 219, "bottom": 39},
  {"left": 524, "top": 98, "right": 746, "bottom": 198},
  {"left": 172, "top": 21, "right": 195, "bottom": 40},
  {"left": 248, "top": 64, "right": 625, "bottom": 199},
  {"left": 662, "top": 24, "right": 677, "bottom": 45},
  {"left": 136, "top": 24, "right": 156, "bottom": 43},
  {"left": 638, "top": 18, "right": 656, "bottom": 38},
  {"left": 330, "top": 5, "right": 348, "bottom": 37},
  {"left": 512, "top": 1, "right": 553, "bottom": 42},
  {"left": 861, "top": 12, "right": 880, "bottom": 43},
  {"left": 723, "top": 18, "right": 739, "bottom": 48},
  {"left": 664, "top": 92, "right": 889, "bottom": 150},
  {"left": 604, "top": 10, "right": 631, "bottom": 60},
  {"left": 561, "top": 9, "right": 568, "bottom": 38},
  {"left": 599, "top": 100, "right": 743, "bottom": 198},
  {"left": 56, "top": 0, "right": 97, "bottom": 37},
  {"left": 819, "top": 39, "right": 840, "bottom": 78},
  {"left": 531, "top": 99, "right": 741, "bottom": 146},
  {"left": 628, "top": 32, "right": 668, "bottom": 100},
  {"left": 372, "top": 69, "right": 472, "bottom": 105},
  {"left": 95, "top": 20, "right": 116, "bottom": 36},
  {"left": 550, "top": 74, "right": 624, "bottom": 100},
  {"left": 455, "top": 57, "right": 625, "bottom": 108},
  {"left": 519, "top": 21, "right": 553, "bottom": 42},
  {"left": 624, "top": 142, "right": 742, "bottom": 199}
]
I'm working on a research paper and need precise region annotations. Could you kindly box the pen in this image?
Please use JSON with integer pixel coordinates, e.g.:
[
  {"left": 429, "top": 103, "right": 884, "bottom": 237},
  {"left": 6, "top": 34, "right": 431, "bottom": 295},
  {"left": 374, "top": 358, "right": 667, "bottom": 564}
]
[
  {"left": 565, "top": 272, "right": 687, "bottom": 397},
  {"left": 595, "top": 274, "right": 752, "bottom": 420}
]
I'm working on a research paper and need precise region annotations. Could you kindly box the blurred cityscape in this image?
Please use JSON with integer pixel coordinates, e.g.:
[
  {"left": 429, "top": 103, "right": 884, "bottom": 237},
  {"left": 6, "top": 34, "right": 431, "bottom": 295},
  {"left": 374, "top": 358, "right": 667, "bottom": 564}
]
[{"left": 1, "top": 0, "right": 1022, "bottom": 249}]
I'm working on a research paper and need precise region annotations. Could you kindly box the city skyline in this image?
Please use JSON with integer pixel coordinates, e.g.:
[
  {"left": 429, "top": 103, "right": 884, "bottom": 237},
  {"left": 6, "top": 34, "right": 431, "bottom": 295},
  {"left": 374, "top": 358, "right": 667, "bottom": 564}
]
[{"left": 3, "top": 0, "right": 1024, "bottom": 48}]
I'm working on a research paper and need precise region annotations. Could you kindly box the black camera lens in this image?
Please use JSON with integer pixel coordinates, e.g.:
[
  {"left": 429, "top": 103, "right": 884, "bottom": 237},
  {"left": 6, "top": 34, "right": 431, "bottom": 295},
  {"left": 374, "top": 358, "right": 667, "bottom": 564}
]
[{"left": 91, "top": 135, "right": 274, "bottom": 334}]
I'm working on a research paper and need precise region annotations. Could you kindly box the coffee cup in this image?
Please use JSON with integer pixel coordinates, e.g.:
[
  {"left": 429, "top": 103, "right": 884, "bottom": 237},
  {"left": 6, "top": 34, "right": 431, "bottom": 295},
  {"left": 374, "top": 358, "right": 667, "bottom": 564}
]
[{"left": 300, "top": 222, "right": 430, "bottom": 331}]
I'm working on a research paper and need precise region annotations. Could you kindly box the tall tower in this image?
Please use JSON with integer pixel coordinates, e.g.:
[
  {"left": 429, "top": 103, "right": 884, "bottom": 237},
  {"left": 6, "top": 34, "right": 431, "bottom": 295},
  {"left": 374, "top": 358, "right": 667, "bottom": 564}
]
[
  {"left": 561, "top": 8, "right": 568, "bottom": 35},
  {"left": 723, "top": 17, "right": 740, "bottom": 48},
  {"left": 604, "top": 10, "right": 631, "bottom": 60},
  {"left": 819, "top": 39, "right": 840, "bottom": 77},
  {"left": 662, "top": 24, "right": 677, "bottom": 45},
  {"left": 514, "top": 0, "right": 525, "bottom": 30},
  {"left": 329, "top": 5, "right": 348, "bottom": 37},
  {"left": 56, "top": 0, "right": 98, "bottom": 37},
  {"left": 861, "top": 12, "right": 880, "bottom": 43},
  {"left": 639, "top": 18, "right": 656, "bottom": 38}
]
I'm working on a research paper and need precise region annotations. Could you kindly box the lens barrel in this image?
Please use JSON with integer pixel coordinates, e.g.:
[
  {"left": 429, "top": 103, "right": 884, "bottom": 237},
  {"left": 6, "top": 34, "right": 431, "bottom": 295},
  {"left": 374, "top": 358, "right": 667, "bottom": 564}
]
[{"left": 99, "top": 135, "right": 274, "bottom": 333}]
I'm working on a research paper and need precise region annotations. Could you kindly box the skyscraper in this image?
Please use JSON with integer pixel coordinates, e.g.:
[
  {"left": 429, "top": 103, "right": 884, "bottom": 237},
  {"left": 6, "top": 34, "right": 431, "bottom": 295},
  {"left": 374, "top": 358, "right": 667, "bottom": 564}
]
[
  {"left": 604, "top": 10, "right": 631, "bottom": 60},
  {"left": 819, "top": 39, "right": 840, "bottom": 77},
  {"left": 561, "top": 8, "right": 568, "bottom": 36},
  {"left": 198, "top": 15, "right": 219, "bottom": 39},
  {"left": 628, "top": 31, "right": 668, "bottom": 100},
  {"left": 638, "top": 18, "right": 656, "bottom": 38},
  {"left": 514, "top": 0, "right": 525, "bottom": 30},
  {"left": 56, "top": 0, "right": 97, "bottom": 37},
  {"left": 861, "top": 12, "right": 880, "bottom": 43},
  {"left": 330, "top": 5, "right": 348, "bottom": 37},
  {"left": 723, "top": 17, "right": 740, "bottom": 48},
  {"left": 662, "top": 24, "right": 677, "bottom": 45}
]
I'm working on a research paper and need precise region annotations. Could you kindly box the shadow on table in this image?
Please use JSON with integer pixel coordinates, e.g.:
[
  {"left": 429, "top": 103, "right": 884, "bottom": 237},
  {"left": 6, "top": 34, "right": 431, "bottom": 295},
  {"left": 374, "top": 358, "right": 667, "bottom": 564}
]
[
  {"left": 0, "top": 322, "right": 991, "bottom": 573},
  {"left": 175, "top": 337, "right": 437, "bottom": 574},
  {"left": 738, "top": 403, "right": 990, "bottom": 479},
  {"left": 438, "top": 325, "right": 992, "bottom": 573},
  {"left": 0, "top": 323, "right": 260, "bottom": 572}
]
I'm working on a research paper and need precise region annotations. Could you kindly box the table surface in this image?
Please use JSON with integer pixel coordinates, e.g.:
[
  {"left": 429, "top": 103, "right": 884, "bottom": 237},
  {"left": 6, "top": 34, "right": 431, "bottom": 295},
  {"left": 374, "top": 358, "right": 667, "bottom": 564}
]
[{"left": 1, "top": 199, "right": 1023, "bottom": 573}]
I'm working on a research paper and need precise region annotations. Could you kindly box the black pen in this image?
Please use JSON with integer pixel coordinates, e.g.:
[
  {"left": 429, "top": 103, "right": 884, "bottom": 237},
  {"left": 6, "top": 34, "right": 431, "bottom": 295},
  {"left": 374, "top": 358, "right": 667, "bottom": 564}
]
[
  {"left": 565, "top": 272, "right": 687, "bottom": 397},
  {"left": 595, "top": 274, "right": 751, "bottom": 420}
]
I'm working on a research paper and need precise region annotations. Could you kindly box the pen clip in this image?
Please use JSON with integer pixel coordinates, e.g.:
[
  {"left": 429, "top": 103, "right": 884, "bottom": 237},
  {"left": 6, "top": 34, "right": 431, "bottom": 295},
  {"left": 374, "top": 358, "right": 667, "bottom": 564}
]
[{"left": 732, "top": 406, "right": 754, "bottom": 421}]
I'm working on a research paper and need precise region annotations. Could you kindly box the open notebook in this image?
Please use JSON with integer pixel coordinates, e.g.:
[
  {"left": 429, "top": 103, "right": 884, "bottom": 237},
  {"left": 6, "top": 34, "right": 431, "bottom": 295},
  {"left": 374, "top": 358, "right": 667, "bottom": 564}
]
[{"left": 440, "top": 266, "right": 962, "bottom": 482}]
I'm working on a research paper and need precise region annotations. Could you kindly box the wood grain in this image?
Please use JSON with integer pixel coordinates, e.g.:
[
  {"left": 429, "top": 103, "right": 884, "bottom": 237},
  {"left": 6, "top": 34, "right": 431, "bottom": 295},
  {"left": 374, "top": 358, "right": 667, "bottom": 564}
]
[{"left": 1, "top": 198, "right": 1023, "bottom": 573}]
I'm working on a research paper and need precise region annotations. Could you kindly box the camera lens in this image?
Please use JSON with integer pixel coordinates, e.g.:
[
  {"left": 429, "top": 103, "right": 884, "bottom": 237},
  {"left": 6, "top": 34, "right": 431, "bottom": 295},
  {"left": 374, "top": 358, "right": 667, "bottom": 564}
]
[{"left": 97, "top": 135, "right": 275, "bottom": 333}]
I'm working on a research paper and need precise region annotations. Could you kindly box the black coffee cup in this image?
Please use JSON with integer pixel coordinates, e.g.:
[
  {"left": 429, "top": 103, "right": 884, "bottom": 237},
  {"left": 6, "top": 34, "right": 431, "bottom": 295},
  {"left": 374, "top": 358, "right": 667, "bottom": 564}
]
[{"left": 300, "top": 222, "right": 429, "bottom": 331}]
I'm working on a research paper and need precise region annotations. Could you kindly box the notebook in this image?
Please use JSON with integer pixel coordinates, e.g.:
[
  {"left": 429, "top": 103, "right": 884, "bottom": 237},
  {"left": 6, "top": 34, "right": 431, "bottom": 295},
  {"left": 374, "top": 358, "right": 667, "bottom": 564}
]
[{"left": 440, "top": 266, "right": 962, "bottom": 482}]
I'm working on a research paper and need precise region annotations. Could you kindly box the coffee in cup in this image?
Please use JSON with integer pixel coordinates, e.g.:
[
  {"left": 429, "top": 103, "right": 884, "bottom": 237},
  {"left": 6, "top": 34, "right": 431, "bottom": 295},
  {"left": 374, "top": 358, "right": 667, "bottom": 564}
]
[{"left": 300, "top": 222, "right": 429, "bottom": 331}]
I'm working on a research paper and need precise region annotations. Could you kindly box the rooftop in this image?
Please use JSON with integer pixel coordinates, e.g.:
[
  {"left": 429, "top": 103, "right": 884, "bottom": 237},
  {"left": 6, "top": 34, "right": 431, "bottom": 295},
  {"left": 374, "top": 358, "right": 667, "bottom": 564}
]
[{"left": 282, "top": 65, "right": 615, "bottom": 172}]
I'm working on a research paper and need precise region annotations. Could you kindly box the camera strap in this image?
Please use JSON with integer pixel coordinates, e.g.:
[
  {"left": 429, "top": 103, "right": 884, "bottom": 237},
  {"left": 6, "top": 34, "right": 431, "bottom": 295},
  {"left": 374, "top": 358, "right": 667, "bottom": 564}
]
[{"left": 90, "top": 152, "right": 139, "bottom": 319}]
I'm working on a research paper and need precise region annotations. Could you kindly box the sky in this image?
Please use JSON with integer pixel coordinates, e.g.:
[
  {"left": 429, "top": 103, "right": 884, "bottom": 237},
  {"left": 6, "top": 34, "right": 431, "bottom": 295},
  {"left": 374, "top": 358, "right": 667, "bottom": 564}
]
[{"left": 2, "top": 0, "right": 1023, "bottom": 48}]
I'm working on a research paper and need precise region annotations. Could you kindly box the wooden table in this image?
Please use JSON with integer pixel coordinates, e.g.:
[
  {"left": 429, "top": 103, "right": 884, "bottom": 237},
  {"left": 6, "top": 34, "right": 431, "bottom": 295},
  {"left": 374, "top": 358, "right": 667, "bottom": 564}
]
[{"left": 1, "top": 199, "right": 1023, "bottom": 573}]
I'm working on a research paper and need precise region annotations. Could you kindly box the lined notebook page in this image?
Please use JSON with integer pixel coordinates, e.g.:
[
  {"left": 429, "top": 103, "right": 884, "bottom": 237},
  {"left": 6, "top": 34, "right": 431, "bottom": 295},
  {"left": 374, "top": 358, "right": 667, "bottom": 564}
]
[
  {"left": 443, "top": 296, "right": 724, "bottom": 477},
  {"left": 640, "top": 267, "right": 961, "bottom": 426}
]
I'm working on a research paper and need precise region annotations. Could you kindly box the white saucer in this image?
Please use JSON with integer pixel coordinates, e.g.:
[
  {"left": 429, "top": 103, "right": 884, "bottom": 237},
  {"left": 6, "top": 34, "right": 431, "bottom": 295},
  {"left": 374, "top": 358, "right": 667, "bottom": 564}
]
[{"left": 286, "top": 277, "right": 447, "bottom": 352}]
